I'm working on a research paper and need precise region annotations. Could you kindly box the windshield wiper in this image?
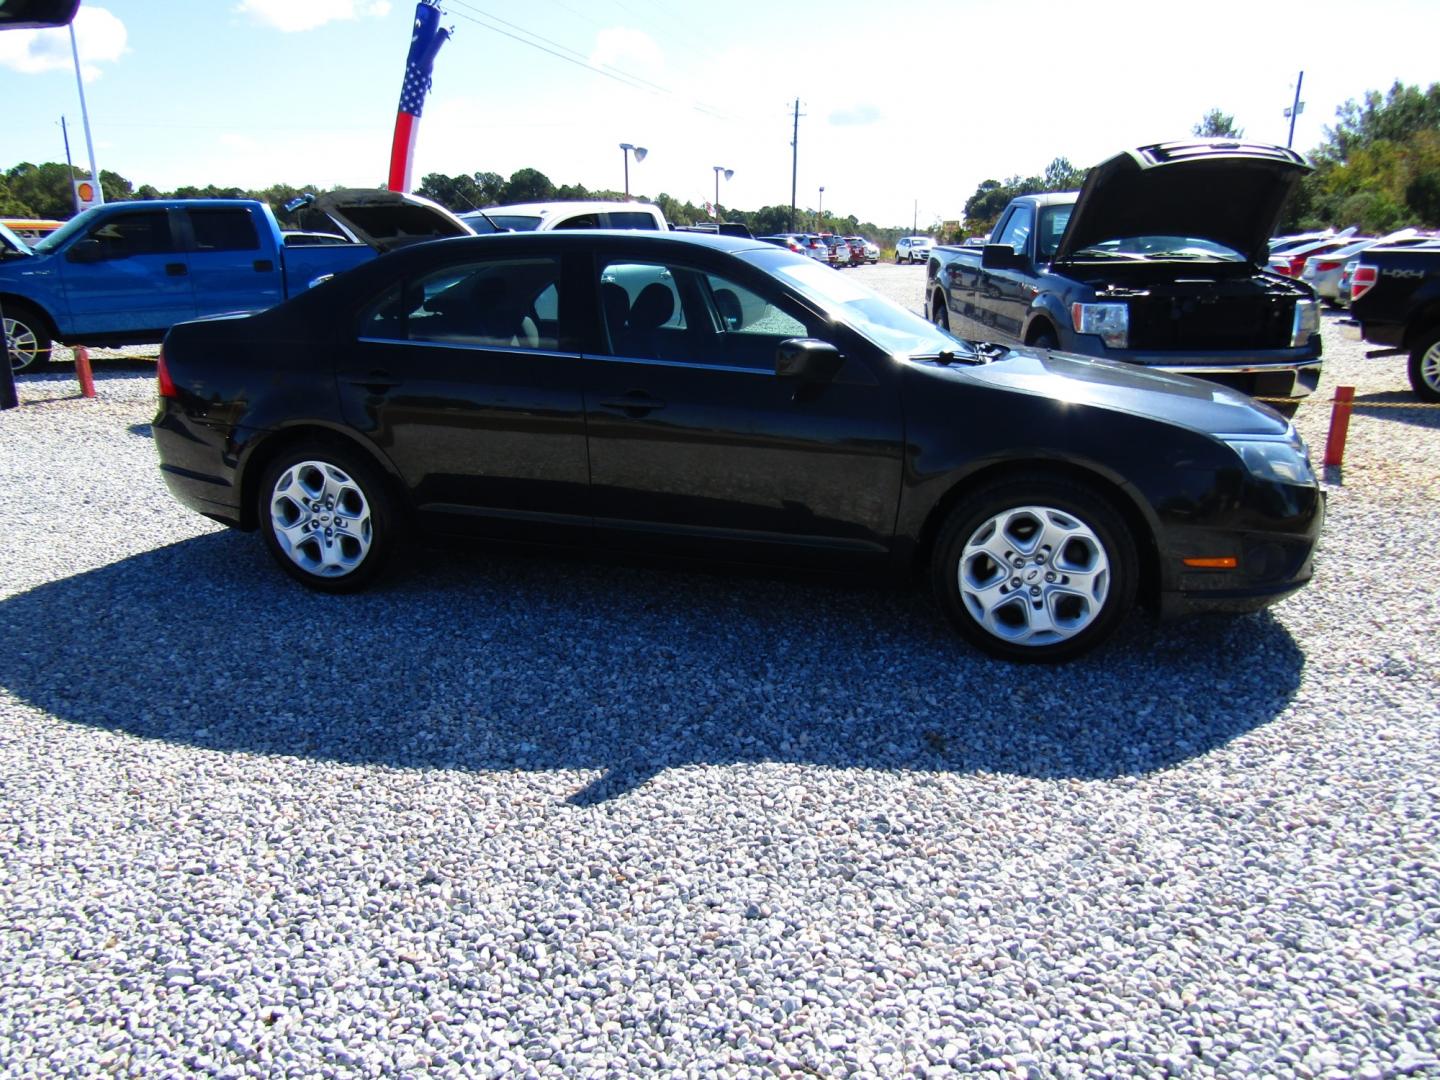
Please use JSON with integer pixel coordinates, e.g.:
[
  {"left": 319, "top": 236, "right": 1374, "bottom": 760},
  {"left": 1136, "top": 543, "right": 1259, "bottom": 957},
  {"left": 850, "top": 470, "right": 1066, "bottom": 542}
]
[{"left": 1064, "top": 248, "right": 1145, "bottom": 261}]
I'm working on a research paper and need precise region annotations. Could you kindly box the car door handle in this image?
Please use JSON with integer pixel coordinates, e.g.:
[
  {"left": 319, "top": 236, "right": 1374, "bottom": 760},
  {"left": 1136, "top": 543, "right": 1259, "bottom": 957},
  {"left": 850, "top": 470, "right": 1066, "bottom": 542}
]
[
  {"left": 165, "top": 262, "right": 188, "bottom": 277},
  {"left": 342, "top": 371, "right": 401, "bottom": 393},
  {"left": 599, "top": 393, "right": 665, "bottom": 416}
]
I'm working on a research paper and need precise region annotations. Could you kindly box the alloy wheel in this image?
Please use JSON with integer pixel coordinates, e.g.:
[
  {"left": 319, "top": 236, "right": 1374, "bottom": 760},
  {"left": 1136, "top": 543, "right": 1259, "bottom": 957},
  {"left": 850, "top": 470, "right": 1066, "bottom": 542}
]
[{"left": 269, "top": 460, "right": 374, "bottom": 578}]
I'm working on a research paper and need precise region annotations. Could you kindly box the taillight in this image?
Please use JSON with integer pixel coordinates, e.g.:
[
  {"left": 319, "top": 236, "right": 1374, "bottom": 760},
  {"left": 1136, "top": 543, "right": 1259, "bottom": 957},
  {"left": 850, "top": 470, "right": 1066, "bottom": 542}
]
[
  {"left": 1314, "top": 260, "right": 1341, "bottom": 273},
  {"left": 1288, "top": 256, "right": 1308, "bottom": 276},
  {"left": 156, "top": 348, "right": 177, "bottom": 398},
  {"left": 1351, "top": 265, "right": 1378, "bottom": 302}
]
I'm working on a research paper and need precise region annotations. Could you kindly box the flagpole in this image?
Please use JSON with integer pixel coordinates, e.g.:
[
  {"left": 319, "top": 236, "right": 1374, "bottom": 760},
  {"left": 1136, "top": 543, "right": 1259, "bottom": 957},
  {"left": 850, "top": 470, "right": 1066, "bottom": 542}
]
[{"left": 69, "top": 23, "right": 102, "bottom": 205}]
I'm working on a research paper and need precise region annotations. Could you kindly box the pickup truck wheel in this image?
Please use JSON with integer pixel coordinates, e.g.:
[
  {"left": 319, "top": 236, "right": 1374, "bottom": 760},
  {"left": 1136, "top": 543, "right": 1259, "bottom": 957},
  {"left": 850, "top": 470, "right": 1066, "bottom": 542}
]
[
  {"left": 1029, "top": 327, "right": 1058, "bottom": 350},
  {"left": 1409, "top": 330, "right": 1440, "bottom": 402},
  {"left": 259, "top": 444, "right": 394, "bottom": 593},
  {"left": 3, "top": 302, "right": 53, "bottom": 374},
  {"left": 931, "top": 296, "right": 951, "bottom": 332},
  {"left": 932, "top": 476, "right": 1138, "bottom": 663}
]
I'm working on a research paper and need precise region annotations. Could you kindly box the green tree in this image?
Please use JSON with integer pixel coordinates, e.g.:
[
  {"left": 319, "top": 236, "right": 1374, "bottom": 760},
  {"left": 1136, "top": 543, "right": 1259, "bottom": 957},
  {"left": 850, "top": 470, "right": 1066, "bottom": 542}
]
[
  {"left": 1193, "top": 109, "right": 1244, "bottom": 138},
  {"left": 501, "top": 167, "right": 555, "bottom": 204}
]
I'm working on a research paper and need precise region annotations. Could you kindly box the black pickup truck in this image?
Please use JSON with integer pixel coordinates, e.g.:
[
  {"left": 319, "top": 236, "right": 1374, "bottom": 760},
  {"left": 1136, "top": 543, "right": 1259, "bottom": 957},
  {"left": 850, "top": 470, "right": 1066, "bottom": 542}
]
[
  {"left": 927, "top": 141, "right": 1324, "bottom": 400},
  {"left": 1341, "top": 244, "right": 1440, "bottom": 400}
]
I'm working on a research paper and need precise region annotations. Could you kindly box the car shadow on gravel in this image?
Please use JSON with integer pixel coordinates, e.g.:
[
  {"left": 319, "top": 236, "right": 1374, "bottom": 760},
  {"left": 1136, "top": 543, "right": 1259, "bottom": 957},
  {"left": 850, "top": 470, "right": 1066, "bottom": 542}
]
[{"left": 0, "top": 533, "right": 1304, "bottom": 803}]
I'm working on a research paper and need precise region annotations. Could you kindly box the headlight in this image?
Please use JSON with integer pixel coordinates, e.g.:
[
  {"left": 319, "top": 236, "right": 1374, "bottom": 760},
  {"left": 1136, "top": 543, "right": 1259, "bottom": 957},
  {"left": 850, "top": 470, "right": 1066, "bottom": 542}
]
[
  {"left": 1224, "top": 437, "right": 1316, "bottom": 485},
  {"left": 1071, "top": 302, "right": 1128, "bottom": 348},
  {"left": 1291, "top": 298, "right": 1320, "bottom": 347}
]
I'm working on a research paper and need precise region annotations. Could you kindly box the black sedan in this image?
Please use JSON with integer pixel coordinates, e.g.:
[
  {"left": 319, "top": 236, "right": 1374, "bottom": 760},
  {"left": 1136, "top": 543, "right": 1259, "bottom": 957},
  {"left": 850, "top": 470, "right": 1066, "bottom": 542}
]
[{"left": 154, "top": 231, "right": 1322, "bottom": 662}]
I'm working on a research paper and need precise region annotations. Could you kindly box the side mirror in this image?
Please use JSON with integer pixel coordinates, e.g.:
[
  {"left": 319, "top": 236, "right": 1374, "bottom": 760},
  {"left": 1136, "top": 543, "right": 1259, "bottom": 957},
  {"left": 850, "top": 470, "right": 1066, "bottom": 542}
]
[
  {"left": 981, "top": 243, "right": 1027, "bottom": 270},
  {"left": 66, "top": 239, "right": 105, "bottom": 264},
  {"left": 776, "top": 337, "right": 843, "bottom": 382}
]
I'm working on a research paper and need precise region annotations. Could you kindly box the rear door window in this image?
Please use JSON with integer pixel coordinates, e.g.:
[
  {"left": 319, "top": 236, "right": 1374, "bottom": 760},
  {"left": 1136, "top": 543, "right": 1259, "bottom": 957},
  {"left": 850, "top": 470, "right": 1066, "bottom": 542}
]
[
  {"left": 362, "top": 256, "right": 563, "bottom": 350},
  {"left": 188, "top": 209, "right": 259, "bottom": 251}
]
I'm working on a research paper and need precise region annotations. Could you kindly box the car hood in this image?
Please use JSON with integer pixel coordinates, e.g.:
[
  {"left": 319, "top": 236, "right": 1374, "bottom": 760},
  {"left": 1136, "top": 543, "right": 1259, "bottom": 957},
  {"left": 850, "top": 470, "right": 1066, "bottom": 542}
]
[
  {"left": 945, "top": 346, "right": 1291, "bottom": 438},
  {"left": 1054, "top": 140, "right": 1312, "bottom": 267},
  {"left": 311, "top": 189, "right": 474, "bottom": 253}
]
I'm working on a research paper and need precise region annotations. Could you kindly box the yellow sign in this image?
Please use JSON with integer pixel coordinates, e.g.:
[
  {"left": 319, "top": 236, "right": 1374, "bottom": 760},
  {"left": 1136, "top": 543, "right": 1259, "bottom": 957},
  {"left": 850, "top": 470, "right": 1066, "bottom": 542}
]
[{"left": 73, "top": 179, "right": 98, "bottom": 210}]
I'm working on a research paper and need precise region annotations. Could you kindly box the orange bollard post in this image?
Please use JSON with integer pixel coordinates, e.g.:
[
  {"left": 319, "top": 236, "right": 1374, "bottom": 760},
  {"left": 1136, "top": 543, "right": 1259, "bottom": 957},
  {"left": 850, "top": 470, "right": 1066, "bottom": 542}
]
[
  {"left": 1322, "top": 385, "right": 1355, "bottom": 467},
  {"left": 75, "top": 345, "right": 95, "bottom": 398}
]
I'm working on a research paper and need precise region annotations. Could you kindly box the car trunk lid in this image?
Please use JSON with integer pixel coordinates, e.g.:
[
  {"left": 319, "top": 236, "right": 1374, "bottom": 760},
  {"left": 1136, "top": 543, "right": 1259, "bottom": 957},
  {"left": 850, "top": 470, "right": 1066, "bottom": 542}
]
[{"left": 309, "top": 189, "right": 475, "bottom": 253}]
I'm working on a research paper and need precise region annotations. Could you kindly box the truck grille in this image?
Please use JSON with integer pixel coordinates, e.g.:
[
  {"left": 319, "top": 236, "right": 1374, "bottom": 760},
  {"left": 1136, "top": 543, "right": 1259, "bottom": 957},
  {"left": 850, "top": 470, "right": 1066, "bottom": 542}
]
[{"left": 1128, "top": 295, "right": 1293, "bottom": 350}]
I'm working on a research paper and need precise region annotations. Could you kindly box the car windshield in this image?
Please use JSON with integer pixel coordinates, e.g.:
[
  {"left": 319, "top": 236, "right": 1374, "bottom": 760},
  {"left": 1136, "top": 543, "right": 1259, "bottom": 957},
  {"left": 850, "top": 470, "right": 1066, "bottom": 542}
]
[
  {"left": 750, "top": 249, "right": 965, "bottom": 358},
  {"left": 1071, "top": 235, "right": 1246, "bottom": 261},
  {"left": 31, "top": 210, "right": 100, "bottom": 255},
  {"left": 490, "top": 214, "right": 542, "bottom": 231}
]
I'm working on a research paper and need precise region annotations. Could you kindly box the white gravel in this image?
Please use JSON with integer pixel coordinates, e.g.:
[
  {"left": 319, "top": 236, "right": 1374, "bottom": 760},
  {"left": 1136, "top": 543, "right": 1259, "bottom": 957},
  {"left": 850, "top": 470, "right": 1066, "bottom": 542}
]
[{"left": 1, "top": 278, "right": 1437, "bottom": 1079}]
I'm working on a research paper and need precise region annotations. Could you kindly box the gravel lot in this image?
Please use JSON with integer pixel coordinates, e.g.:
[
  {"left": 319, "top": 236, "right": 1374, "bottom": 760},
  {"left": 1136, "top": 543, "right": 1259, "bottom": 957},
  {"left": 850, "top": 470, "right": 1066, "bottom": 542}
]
[{"left": 1, "top": 271, "right": 1437, "bottom": 1079}]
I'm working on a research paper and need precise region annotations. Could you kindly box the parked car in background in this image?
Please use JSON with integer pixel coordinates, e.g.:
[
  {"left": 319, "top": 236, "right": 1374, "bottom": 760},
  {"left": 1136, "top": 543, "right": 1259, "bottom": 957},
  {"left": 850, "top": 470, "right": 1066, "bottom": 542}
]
[
  {"left": 153, "top": 230, "right": 1321, "bottom": 662},
  {"left": 460, "top": 201, "right": 668, "bottom": 233},
  {"left": 759, "top": 234, "right": 806, "bottom": 255},
  {"left": 825, "top": 236, "right": 855, "bottom": 267},
  {"left": 1268, "top": 228, "right": 1354, "bottom": 256},
  {"left": 896, "top": 236, "right": 934, "bottom": 264},
  {"left": 1268, "top": 236, "right": 1369, "bottom": 280},
  {"left": 847, "top": 236, "right": 880, "bottom": 264}
]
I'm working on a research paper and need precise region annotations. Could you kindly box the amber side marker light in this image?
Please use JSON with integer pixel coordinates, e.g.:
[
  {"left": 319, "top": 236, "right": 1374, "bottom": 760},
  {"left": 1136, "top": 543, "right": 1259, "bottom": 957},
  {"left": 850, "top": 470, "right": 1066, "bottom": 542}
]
[{"left": 1183, "top": 557, "right": 1239, "bottom": 569}]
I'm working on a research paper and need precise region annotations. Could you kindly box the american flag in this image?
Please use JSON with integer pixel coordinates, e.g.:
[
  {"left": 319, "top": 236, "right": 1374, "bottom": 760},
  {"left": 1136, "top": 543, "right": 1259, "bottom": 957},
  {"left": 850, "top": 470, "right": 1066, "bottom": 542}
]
[{"left": 388, "top": 1, "right": 451, "bottom": 194}]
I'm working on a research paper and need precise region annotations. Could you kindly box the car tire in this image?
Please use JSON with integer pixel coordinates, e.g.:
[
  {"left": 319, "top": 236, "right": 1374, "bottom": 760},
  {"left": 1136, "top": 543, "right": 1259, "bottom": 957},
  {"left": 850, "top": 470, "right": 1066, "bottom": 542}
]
[
  {"left": 1030, "top": 327, "right": 1058, "bottom": 350},
  {"left": 1408, "top": 328, "right": 1440, "bottom": 403},
  {"left": 3, "top": 301, "right": 54, "bottom": 374},
  {"left": 931, "top": 295, "right": 951, "bottom": 332},
  {"left": 932, "top": 475, "right": 1138, "bottom": 662},
  {"left": 258, "top": 443, "right": 395, "bottom": 593}
]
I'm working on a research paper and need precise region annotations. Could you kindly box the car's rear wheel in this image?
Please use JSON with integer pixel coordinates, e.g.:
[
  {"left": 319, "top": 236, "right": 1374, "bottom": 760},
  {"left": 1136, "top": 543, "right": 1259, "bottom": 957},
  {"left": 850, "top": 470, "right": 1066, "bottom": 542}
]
[
  {"left": 259, "top": 444, "right": 394, "bottom": 592},
  {"left": 1409, "top": 329, "right": 1440, "bottom": 403},
  {"left": 3, "top": 302, "right": 53, "bottom": 374},
  {"left": 932, "top": 476, "right": 1138, "bottom": 662}
]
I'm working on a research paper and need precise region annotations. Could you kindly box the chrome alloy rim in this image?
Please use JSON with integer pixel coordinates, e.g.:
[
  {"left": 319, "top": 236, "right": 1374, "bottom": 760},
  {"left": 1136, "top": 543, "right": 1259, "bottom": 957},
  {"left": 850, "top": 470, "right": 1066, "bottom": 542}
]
[
  {"left": 958, "top": 505, "right": 1110, "bottom": 646},
  {"left": 1422, "top": 341, "right": 1440, "bottom": 395},
  {"left": 4, "top": 316, "right": 39, "bottom": 371},
  {"left": 269, "top": 461, "right": 373, "bottom": 577}
]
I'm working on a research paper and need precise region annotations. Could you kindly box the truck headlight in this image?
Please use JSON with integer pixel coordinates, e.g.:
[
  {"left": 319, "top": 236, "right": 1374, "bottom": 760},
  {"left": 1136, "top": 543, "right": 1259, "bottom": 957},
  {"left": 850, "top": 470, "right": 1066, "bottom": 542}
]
[
  {"left": 1224, "top": 437, "right": 1315, "bottom": 485},
  {"left": 1071, "top": 302, "right": 1128, "bottom": 349},
  {"left": 1291, "top": 298, "right": 1320, "bottom": 347}
]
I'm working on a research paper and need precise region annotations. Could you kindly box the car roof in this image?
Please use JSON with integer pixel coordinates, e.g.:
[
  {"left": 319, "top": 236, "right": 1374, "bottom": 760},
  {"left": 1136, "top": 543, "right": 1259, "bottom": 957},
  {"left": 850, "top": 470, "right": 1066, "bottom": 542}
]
[{"left": 469, "top": 200, "right": 663, "bottom": 217}]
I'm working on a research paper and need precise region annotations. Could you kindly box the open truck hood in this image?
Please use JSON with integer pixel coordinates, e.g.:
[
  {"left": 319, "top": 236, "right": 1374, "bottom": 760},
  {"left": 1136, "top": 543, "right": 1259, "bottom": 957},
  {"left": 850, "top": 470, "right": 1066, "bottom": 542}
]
[
  {"left": 310, "top": 189, "right": 474, "bottom": 253},
  {"left": 1053, "top": 141, "right": 1312, "bottom": 267}
]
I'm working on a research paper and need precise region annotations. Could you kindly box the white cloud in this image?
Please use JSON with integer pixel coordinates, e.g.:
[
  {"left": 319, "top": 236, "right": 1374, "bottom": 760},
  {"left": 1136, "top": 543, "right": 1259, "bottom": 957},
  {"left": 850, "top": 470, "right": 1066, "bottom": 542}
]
[
  {"left": 0, "top": 6, "right": 127, "bottom": 82},
  {"left": 235, "top": 0, "right": 391, "bottom": 33},
  {"left": 588, "top": 29, "right": 663, "bottom": 77}
]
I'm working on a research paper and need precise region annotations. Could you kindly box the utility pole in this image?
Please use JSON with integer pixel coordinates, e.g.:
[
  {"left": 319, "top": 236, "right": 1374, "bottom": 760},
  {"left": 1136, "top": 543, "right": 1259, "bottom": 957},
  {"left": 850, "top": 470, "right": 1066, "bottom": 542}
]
[
  {"left": 1285, "top": 71, "right": 1305, "bottom": 149},
  {"left": 913, "top": 200, "right": 918, "bottom": 235},
  {"left": 789, "top": 98, "right": 801, "bottom": 233}
]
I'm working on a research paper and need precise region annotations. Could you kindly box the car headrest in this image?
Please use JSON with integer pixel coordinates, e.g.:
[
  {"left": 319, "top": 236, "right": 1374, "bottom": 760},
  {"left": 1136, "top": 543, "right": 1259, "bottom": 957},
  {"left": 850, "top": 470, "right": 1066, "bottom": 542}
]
[{"left": 629, "top": 283, "right": 674, "bottom": 332}]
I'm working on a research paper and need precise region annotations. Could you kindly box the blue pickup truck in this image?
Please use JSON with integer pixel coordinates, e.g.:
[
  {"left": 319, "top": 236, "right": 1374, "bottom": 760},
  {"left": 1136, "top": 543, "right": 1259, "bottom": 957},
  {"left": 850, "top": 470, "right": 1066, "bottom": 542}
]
[{"left": 1, "top": 189, "right": 471, "bottom": 373}]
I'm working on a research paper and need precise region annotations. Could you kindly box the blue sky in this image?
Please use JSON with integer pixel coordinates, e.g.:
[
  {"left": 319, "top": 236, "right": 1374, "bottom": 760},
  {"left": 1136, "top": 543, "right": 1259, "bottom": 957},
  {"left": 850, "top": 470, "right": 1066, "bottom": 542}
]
[{"left": 2, "top": 0, "right": 1436, "bottom": 227}]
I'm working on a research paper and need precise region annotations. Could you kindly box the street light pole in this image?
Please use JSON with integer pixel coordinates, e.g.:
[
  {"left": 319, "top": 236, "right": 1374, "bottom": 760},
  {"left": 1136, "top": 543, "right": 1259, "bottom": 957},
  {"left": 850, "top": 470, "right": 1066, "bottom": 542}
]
[
  {"left": 69, "top": 22, "right": 102, "bottom": 206},
  {"left": 619, "top": 143, "right": 648, "bottom": 199},
  {"left": 818, "top": 185, "right": 824, "bottom": 231},
  {"left": 713, "top": 165, "right": 733, "bottom": 218}
]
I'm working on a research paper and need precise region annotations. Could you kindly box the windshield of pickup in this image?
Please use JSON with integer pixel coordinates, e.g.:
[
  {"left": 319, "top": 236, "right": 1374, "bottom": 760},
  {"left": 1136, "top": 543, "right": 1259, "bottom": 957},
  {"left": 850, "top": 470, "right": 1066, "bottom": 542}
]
[
  {"left": 30, "top": 210, "right": 99, "bottom": 255},
  {"left": 754, "top": 250, "right": 966, "bottom": 358},
  {"left": 1065, "top": 233, "right": 1246, "bottom": 261}
]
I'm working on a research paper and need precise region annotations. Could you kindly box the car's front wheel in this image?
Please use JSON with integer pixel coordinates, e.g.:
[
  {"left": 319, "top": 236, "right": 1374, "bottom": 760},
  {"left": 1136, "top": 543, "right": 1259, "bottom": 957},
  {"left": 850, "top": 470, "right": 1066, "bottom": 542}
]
[
  {"left": 932, "top": 476, "right": 1138, "bottom": 662},
  {"left": 258, "top": 443, "right": 395, "bottom": 592},
  {"left": 3, "top": 302, "right": 53, "bottom": 374},
  {"left": 1409, "top": 329, "right": 1440, "bottom": 403},
  {"left": 931, "top": 295, "right": 950, "bottom": 332}
]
